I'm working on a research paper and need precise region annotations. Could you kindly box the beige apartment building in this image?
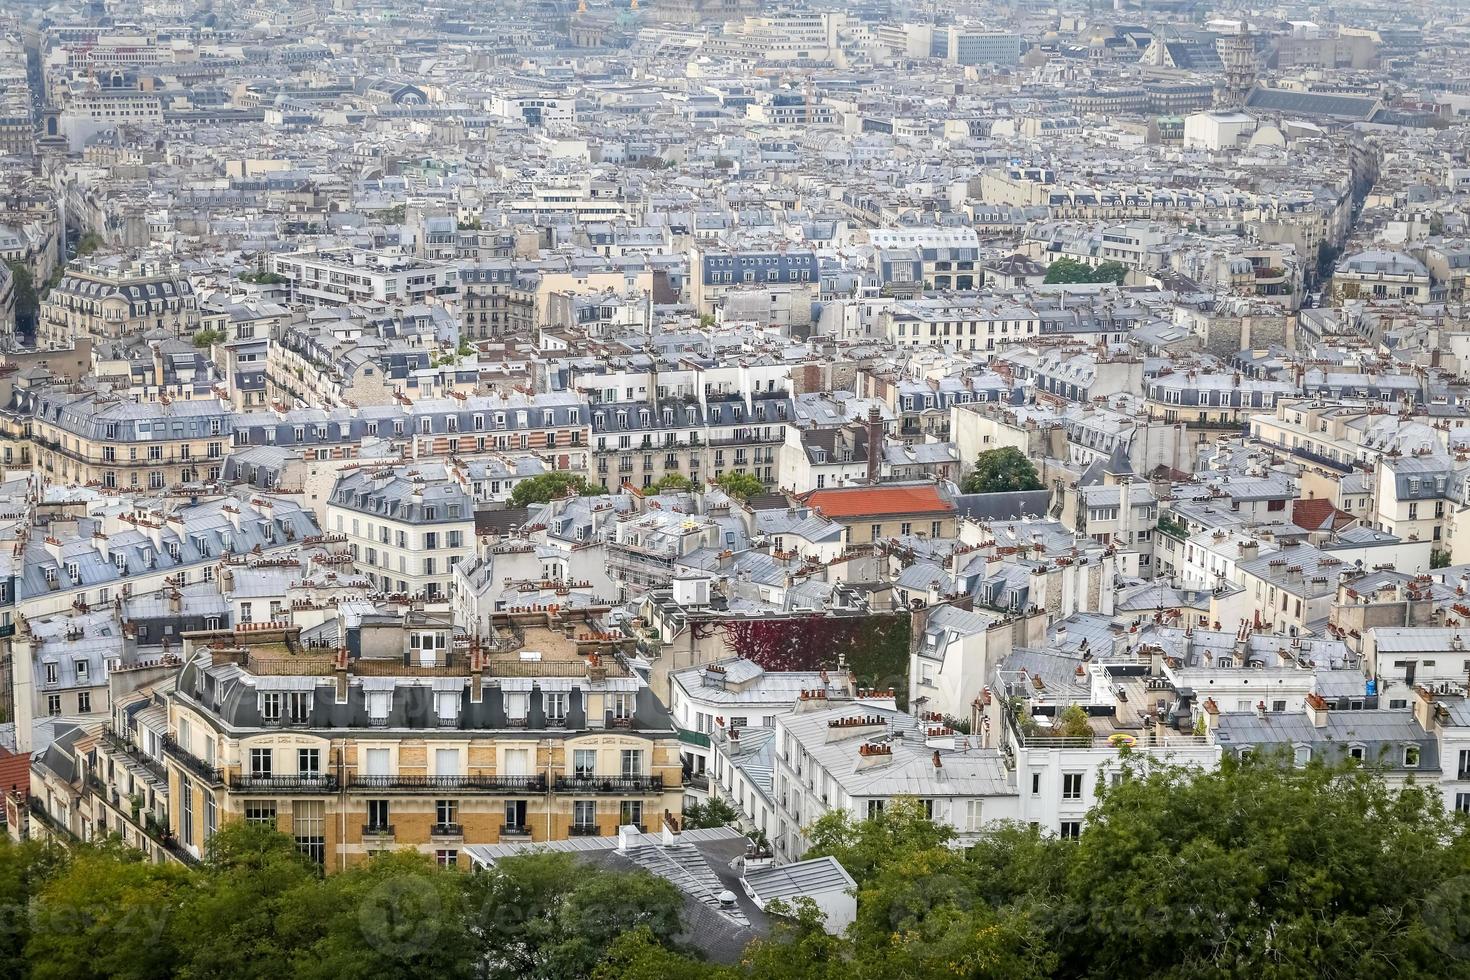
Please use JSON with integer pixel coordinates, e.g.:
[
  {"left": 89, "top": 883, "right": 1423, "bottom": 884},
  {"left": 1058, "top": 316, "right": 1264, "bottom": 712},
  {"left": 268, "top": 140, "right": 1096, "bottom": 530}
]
[{"left": 165, "top": 615, "right": 684, "bottom": 871}]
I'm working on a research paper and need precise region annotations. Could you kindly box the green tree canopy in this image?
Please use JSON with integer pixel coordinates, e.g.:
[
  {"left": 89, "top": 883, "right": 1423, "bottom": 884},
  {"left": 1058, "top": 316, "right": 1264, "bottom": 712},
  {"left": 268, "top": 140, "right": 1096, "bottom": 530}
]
[
  {"left": 467, "top": 852, "right": 684, "bottom": 980},
  {"left": 648, "top": 473, "right": 698, "bottom": 493},
  {"left": 509, "top": 473, "right": 608, "bottom": 508},
  {"left": 961, "top": 446, "right": 1043, "bottom": 494},
  {"left": 174, "top": 823, "right": 320, "bottom": 980},
  {"left": 27, "top": 845, "right": 193, "bottom": 980},
  {"left": 75, "top": 232, "right": 104, "bottom": 257},
  {"left": 4, "top": 260, "right": 37, "bottom": 330},
  {"left": 1041, "top": 257, "right": 1095, "bottom": 284},
  {"left": 680, "top": 795, "right": 740, "bottom": 829},
  {"left": 1043, "top": 257, "right": 1127, "bottom": 285},
  {"left": 711, "top": 470, "right": 764, "bottom": 500}
]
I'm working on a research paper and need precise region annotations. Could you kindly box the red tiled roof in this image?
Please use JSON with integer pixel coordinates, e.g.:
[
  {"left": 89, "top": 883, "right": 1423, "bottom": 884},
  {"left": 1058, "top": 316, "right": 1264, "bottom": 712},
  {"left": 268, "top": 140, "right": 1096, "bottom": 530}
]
[
  {"left": 1292, "top": 498, "right": 1352, "bottom": 532},
  {"left": 803, "top": 484, "right": 952, "bottom": 518}
]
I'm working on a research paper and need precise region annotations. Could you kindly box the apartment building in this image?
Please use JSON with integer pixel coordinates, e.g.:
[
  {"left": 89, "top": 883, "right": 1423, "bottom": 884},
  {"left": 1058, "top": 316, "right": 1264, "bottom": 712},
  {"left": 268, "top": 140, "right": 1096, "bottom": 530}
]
[
  {"left": 29, "top": 391, "right": 232, "bottom": 490},
  {"left": 37, "top": 254, "right": 198, "bottom": 348},
  {"left": 164, "top": 615, "right": 683, "bottom": 871},
  {"left": 690, "top": 247, "right": 818, "bottom": 315},
  {"left": 766, "top": 694, "right": 1017, "bottom": 862},
  {"left": 326, "top": 465, "right": 477, "bottom": 600},
  {"left": 458, "top": 262, "right": 537, "bottom": 340},
  {"left": 271, "top": 248, "right": 458, "bottom": 307}
]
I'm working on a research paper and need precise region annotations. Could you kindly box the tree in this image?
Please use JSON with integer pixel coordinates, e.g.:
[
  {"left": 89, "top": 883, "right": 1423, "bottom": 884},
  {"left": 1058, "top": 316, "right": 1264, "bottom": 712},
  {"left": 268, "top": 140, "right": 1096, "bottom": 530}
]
[
  {"left": 0, "top": 837, "right": 67, "bottom": 977},
  {"left": 75, "top": 233, "right": 104, "bottom": 257},
  {"left": 1050, "top": 756, "right": 1470, "bottom": 978},
  {"left": 593, "top": 928, "right": 720, "bottom": 980},
  {"left": 680, "top": 796, "right": 740, "bottom": 829},
  {"left": 1089, "top": 260, "right": 1127, "bottom": 285},
  {"left": 711, "top": 471, "right": 763, "bottom": 500},
  {"left": 803, "top": 796, "right": 953, "bottom": 887},
  {"left": 278, "top": 851, "right": 476, "bottom": 980},
  {"left": 27, "top": 846, "right": 192, "bottom": 980},
  {"left": 961, "top": 446, "right": 1042, "bottom": 494},
  {"left": 1041, "top": 258, "right": 1094, "bottom": 284},
  {"left": 174, "top": 823, "right": 320, "bottom": 980},
  {"left": 467, "top": 853, "right": 684, "bottom": 980},
  {"left": 193, "top": 328, "right": 226, "bottom": 348},
  {"left": 648, "top": 473, "right": 697, "bottom": 493},
  {"left": 1043, "top": 258, "right": 1126, "bottom": 286},
  {"left": 509, "top": 473, "right": 607, "bottom": 508},
  {"left": 1054, "top": 704, "right": 1093, "bottom": 741},
  {"left": 4, "top": 260, "right": 38, "bottom": 332}
]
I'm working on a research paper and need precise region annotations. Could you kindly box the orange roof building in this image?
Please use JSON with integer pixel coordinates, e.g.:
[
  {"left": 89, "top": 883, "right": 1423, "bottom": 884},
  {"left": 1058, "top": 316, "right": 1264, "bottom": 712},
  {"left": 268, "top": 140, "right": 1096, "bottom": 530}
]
[{"left": 800, "top": 483, "right": 957, "bottom": 544}]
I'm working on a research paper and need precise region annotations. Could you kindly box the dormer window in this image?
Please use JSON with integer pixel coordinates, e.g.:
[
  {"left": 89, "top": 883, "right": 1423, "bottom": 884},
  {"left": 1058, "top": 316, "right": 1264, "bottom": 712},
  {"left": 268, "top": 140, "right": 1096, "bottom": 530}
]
[
  {"left": 366, "top": 690, "right": 391, "bottom": 724},
  {"left": 1404, "top": 745, "right": 1421, "bottom": 768}
]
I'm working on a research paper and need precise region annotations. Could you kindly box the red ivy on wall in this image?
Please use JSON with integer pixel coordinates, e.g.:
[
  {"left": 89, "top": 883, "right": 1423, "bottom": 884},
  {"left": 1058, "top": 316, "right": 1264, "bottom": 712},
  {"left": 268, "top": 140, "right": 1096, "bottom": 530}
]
[{"left": 716, "top": 613, "right": 913, "bottom": 706}]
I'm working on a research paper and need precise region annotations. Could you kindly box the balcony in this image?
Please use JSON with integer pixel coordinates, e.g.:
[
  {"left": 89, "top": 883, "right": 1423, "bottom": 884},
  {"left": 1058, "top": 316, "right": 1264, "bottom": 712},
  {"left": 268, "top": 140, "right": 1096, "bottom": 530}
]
[
  {"left": 500, "top": 824, "right": 531, "bottom": 837},
  {"left": 686, "top": 773, "right": 710, "bottom": 791},
  {"left": 347, "top": 774, "right": 547, "bottom": 793},
  {"left": 231, "top": 774, "right": 337, "bottom": 792},
  {"left": 160, "top": 735, "right": 224, "bottom": 786},
  {"left": 27, "top": 798, "right": 75, "bottom": 840},
  {"left": 554, "top": 775, "right": 665, "bottom": 794},
  {"left": 430, "top": 823, "right": 463, "bottom": 837},
  {"left": 361, "top": 824, "right": 395, "bottom": 837},
  {"left": 102, "top": 729, "right": 170, "bottom": 783},
  {"left": 569, "top": 824, "right": 603, "bottom": 837}
]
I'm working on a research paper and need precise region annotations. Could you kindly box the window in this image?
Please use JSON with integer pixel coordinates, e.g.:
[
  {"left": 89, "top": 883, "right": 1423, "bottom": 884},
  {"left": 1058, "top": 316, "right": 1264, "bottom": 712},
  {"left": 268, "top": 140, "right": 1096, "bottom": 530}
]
[
  {"left": 612, "top": 693, "right": 631, "bottom": 721},
  {"left": 574, "top": 800, "right": 596, "bottom": 829},
  {"left": 367, "top": 799, "right": 390, "bottom": 831},
  {"left": 1293, "top": 745, "right": 1311, "bottom": 768},
  {"left": 1457, "top": 793, "right": 1470, "bottom": 814},
  {"left": 620, "top": 749, "right": 643, "bottom": 778},
  {"left": 294, "top": 800, "right": 326, "bottom": 864},
  {"left": 205, "top": 794, "right": 217, "bottom": 843},
  {"left": 286, "top": 692, "right": 310, "bottom": 724},
  {"left": 1030, "top": 772, "right": 1041, "bottom": 795},
  {"left": 573, "top": 749, "right": 596, "bottom": 778},
  {"left": 249, "top": 748, "right": 273, "bottom": 778},
  {"left": 1404, "top": 745, "right": 1421, "bottom": 768},
  {"left": 435, "top": 747, "right": 461, "bottom": 777},
  {"left": 181, "top": 779, "right": 194, "bottom": 846},
  {"left": 46, "top": 695, "right": 60, "bottom": 716},
  {"left": 866, "top": 799, "right": 885, "bottom": 820},
  {"left": 435, "top": 849, "right": 458, "bottom": 867},
  {"left": 1062, "top": 773, "right": 1083, "bottom": 800},
  {"left": 1349, "top": 745, "right": 1365, "bottom": 762},
  {"left": 546, "top": 693, "right": 567, "bottom": 724},
  {"left": 244, "top": 801, "right": 276, "bottom": 826},
  {"left": 619, "top": 800, "right": 643, "bottom": 828},
  {"left": 1059, "top": 821, "right": 1082, "bottom": 839},
  {"left": 436, "top": 799, "right": 459, "bottom": 828},
  {"left": 298, "top": 748, "right": 321, "bottom": 778},
  {"left": 77, "top": 691, "right": 91, "bottom": 713},
  {"left": 965, "top": 800, "right": 984, "bottom": 832},
  {"left": 261, "top": 692, "right": 282, "bottom": 721}
]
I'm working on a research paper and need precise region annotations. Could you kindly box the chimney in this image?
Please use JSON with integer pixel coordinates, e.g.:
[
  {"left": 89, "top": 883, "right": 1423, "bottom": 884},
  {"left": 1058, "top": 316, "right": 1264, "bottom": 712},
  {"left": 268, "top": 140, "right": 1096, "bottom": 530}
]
[
  {"left": 617, "top": 823, "right": 642, "bottom": 852},
  {"left": 866, "top": 405, "right": 882, "bottom": 484},
  {"left": 1304, "top": 692, "right": 1329, "bottom": 728},
  {"left": 1118, "top": 477, "right": 1131, "bottom": 525},
  {"left": 1412, "top": 686, "right": 1437, "bottom": 733},
  {"left": 1238, "top": 540, "right": 1259, "bottom": 561}
]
